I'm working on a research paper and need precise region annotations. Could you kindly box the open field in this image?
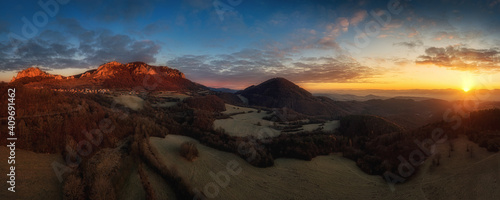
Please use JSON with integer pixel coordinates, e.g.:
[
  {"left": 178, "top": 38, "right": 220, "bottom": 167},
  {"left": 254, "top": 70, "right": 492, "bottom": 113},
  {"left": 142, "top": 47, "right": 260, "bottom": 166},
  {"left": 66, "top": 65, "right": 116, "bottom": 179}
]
[
  {"left": 114, "top": 95, "right": 144, "bottom": 110},
  {"left": 215, "top": 104, "right": 340, "bottom": 138},
  {"left": 299, "top": 120, "right": 340, "bottom": 132},
  {"left": 214, "top": 104, "right": 281, "bottom": 138},
  {"left": 142, "top": 164, "right": 177, "bottom": 200},
  {"left": 154, "top": 91, "right": 191, "bottom": 100},
  {"left": 0, "top": 147, "right": 64, "bottom": 199},
  {"left": 150, "top": 101, "right": 178, "bottom": 108},
  {"left": 119, "top": 165, "right": 146, "bottom": 200},
  {"left": 150, "top": 134, "right": 499, "bottom": 200}
]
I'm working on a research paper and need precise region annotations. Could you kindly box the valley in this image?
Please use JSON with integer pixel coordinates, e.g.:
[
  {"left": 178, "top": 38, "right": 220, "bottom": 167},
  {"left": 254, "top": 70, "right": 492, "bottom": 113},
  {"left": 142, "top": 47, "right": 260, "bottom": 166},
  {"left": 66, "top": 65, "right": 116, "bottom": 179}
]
[{"left": 0, "top": 62, "right": 498, "bottom": 200}]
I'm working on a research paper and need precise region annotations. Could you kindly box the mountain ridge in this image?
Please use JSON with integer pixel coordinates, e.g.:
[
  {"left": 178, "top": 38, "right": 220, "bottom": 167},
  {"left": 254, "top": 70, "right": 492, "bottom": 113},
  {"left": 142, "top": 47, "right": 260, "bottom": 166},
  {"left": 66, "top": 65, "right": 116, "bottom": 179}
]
[{"left": 10, "top": 61, "right": 202, "bottom": 91}]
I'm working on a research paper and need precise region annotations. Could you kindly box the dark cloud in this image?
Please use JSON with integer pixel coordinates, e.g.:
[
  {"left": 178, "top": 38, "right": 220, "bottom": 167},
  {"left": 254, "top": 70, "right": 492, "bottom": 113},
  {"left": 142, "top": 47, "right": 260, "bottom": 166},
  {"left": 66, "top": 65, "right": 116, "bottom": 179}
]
[
  {"left": 393, "top": 40, "right": 423, "bottom": 49},
  {"left": 0, "top": 38, "right": 85, "bottom": 70},
  {"left": 0, "top": 19, "right": 161, "bottom": 71},
  {"left": 84, "top": 31, "right": 161, "bottom": 65},
  {"left": 416, "top": 45, "right": 500, "bottom": 71},
  {"left": 167, "top": 49, "right": 377, "bottom": 88}
]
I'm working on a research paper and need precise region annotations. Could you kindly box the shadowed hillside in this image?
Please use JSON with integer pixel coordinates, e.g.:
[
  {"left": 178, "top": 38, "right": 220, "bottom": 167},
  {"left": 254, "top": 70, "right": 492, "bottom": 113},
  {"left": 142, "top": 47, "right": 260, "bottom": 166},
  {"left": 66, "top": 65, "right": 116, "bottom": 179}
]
[{"left": 237, "top": 77, "right": 349, "bottom": 118}]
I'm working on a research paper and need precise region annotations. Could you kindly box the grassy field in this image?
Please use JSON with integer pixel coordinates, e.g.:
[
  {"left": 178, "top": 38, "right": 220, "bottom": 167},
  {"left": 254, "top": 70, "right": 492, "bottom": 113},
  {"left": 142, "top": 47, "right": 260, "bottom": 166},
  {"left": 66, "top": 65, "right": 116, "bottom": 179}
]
[
  {"left": 214, "top": 104, "right": 281, "bottom": 138},
  {"left": 299, "top": 120, "right": 340, "bottom": 132},
  {"left": 0, "top": 133, "right": 497, "bottom": 200},
  {"left": 150, "top": 134, "right": 499, "bottom": 200},
  {"left": 113, "top": 95, "right": 144, "bottom": 110},
  {"left": 154, "top": 91, "right": 190, "bottom": 100},
  {"left": 0, "top": 147, "right": 64, "bottom": 199},
  {"left": 215, "top": 104, "right": 340, "bottom": 138}
]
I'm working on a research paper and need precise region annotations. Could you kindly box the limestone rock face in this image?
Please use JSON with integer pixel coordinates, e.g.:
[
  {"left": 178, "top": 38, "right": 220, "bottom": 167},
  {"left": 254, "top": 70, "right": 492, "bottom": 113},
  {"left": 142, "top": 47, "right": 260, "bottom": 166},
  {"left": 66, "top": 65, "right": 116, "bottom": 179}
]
[
  {"left": 10, "top": 61, "right": 200, "bottom": 91},
  {"left": 11, "top": 67, "right": 59, "bottom": 82},
  {"left": 88, "top": 61, "right": 186, "bottom": 79}
]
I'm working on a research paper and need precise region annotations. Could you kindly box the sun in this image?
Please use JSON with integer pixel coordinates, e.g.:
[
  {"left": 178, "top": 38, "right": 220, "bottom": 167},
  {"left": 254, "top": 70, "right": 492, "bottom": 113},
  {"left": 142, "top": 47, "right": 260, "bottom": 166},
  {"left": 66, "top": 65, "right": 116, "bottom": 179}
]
[{"left": 462, "top": 75, "right": 474, "bottom": 92}]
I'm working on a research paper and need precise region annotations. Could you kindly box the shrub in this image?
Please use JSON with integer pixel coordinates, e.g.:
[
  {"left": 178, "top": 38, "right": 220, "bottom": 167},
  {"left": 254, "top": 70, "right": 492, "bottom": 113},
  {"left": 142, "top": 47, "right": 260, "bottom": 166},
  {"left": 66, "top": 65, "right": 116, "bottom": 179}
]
[
  {"left": 184, "top": 95, "right": 226, "bottom": 112},
  {"left": 90, "top": 175, "right": 116, "bottom": 200},
  {"left": 180, "top": 142, "right": 199, "bottom": 161},
  {"left": 487, "top": 139, "right": 499, "bottom": 152},
  {"left": 63, "top": 173, "right": 86, "bottom": 200}
]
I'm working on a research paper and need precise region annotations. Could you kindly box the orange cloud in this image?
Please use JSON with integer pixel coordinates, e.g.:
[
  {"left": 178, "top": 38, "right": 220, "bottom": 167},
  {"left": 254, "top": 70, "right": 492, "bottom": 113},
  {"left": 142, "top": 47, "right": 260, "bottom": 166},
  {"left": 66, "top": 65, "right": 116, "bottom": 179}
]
[{"left": 416, "top": 45, "right": 500, "bottom": 71}]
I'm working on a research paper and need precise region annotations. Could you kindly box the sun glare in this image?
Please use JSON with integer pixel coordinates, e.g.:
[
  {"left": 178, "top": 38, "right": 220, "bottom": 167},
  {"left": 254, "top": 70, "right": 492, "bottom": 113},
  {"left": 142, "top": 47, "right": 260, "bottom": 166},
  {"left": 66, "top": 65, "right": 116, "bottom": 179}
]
[{"left": 462, "top": 73, "right": 475, "bottom": 92}]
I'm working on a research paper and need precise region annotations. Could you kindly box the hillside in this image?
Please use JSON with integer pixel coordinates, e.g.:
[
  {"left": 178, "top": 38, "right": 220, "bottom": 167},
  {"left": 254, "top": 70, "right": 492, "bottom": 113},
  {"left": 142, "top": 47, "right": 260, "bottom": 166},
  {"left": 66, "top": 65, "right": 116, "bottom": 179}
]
[
  {"left": 353, "top": 98, "right": 451, "bottom": 129},
  {"left": 237, "top": 77, "right": 349, "bottom": 118},
  {"left": 10, "top": 61, "right": 206, "bottom": 91}
]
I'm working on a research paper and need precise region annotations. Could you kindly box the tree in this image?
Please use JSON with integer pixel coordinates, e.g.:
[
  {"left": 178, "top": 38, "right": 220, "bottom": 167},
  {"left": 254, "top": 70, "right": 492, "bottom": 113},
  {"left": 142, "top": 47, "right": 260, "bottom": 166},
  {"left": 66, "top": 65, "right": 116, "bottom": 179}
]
[{"left": 180, "top": 142, "right": 199, "bottom": 161}]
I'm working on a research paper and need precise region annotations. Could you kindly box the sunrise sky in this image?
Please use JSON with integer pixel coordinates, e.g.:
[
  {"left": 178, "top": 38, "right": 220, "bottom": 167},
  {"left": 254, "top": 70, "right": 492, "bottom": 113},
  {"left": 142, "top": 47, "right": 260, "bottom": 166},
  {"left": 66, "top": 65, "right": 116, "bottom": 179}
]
[{"left": 1, "top": 0, "right": 500, "bottom": 91}]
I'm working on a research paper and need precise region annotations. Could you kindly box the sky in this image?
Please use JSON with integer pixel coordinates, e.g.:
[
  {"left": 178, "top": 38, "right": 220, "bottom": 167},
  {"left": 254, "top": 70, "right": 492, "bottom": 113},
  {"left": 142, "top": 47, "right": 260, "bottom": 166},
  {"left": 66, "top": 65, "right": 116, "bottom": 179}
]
[{"left": 1, "top": 0, "right": 500, "bottom": 91}]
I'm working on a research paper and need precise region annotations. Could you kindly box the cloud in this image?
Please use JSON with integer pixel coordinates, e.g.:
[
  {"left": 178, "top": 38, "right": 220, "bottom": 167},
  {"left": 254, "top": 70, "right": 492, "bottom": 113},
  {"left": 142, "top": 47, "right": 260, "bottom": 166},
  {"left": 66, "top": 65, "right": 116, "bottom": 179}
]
[
  {"left": 350, "top": 10, "right": 367, "bottom": 26},
  {"left": 336, "top": 17, "right": 350, "bottom": 32},
  {"left": 416, "top": 45, "right": 500, "bottom": 71},
  {"left": 0, "top": 37, "right": 85, "bottom": 70},
  {"left": 406, "top": 27, "right": 419, "bottom": 38},
  {"left": 394, "top": 40, "right": 423, "bottom": 49},
  {"left": 268, "top": 13, "right": 289, "bottom": 26},
  {"left": 0, "top": 19, "right": 161, "bottom": 71},
  {"left": 167, "top": 49, "right": 377, "bottom": 88},
  {"left": 315, "top": 18, "right": 352, "bottom": 51},
  {"left": 432, "top": 31, "right": 482, "bottom": 41},
  {"left": 489, "top": 0, "right": 500, "bottom": 7},
  {"left": 433, "top": 31, "right": 457, "bottom": 41},
  {"left": 380, "top": 19, "right": 403, "bottom": 31},
  {"left": 318, "top": 36, "right": 340, "bottom": 49},
  {"left": 290, "top": 57, "right": 376, "bottom": 83}
]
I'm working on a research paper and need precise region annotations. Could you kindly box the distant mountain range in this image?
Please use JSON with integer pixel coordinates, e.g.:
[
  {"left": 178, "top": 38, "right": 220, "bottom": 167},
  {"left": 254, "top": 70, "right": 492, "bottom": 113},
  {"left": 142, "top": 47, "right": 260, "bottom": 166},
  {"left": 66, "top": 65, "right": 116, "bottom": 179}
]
[{"left": 314, "top": 93, "right": 434, "bottom": 101}]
